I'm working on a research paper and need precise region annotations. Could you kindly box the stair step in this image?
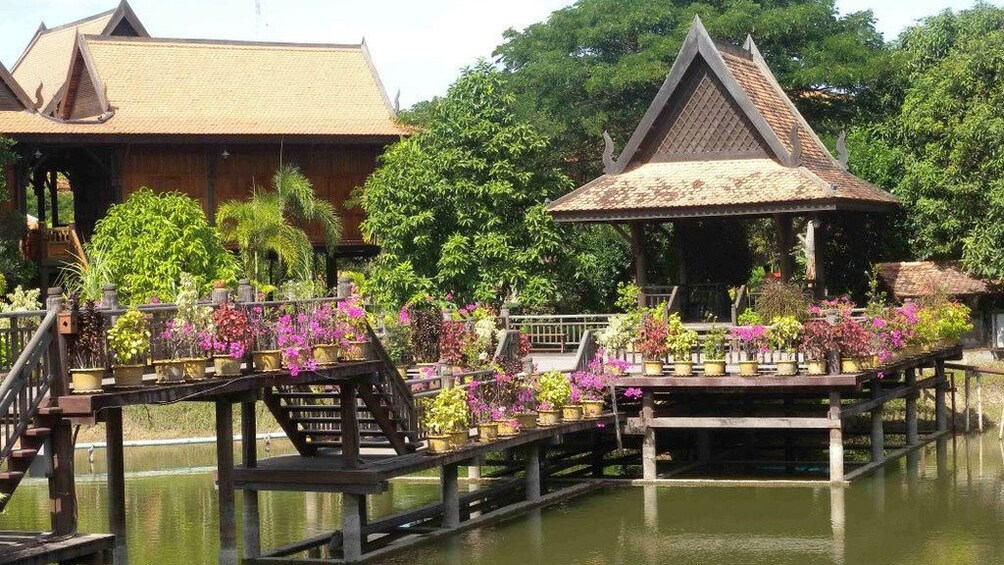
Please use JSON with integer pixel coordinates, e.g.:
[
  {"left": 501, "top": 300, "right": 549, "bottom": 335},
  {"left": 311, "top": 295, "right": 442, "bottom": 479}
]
[
  {"left": 10, "top": 448, "right": 37, "bottom": 459},
  {"left": 290, "top": 416, "right": 384, "bottom": 424},
  {"left": 0, "top": 471, "right": 25, "bottom": 485},
  {"left": 306, "top": 440, "right": 395, "bottom": 449},
  {"left": 301, "top": 429, "right": 393, "bottom": 437},
  {"left": 36, "top": 406, "right": 63, "bottom": 416},
  {"left": 273, "top": 391, "right": 340, "bottom": 399},
  {"left": 23, "top": 427, "right": 51, "bottom": 438}
]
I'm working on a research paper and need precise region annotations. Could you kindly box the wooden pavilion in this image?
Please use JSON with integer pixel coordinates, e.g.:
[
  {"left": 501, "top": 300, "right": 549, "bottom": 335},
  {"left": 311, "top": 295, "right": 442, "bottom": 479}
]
[
  {"left": 0, "top": 1, "right": 407, "bottom": 286},
  {"left": 546, "top": 17, "right": 898, "bottom": 318}
]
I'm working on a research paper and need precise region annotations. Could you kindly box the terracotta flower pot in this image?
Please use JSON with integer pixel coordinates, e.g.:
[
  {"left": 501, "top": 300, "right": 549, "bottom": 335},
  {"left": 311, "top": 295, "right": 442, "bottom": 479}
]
[
  {"left": 71, "top": 368, "right": 105, "bottom": 393},
  {"left": 673, "top": 361, "right": 693, "bottom": 376},
  {"left": 582, "top": 399, "right": 604, "bottom": 419},
  {"left": 775, "top": 360, "right": 798, "bottom": 377},
  {"left": 515, "top": 412, "right": 538, "bottom": 432},
  {"left": 703, "top": 360, "right": 726, "bottom": 376},
  {"left": 112, "top": 364, "right": 145, "bottom": 387},
  {"left": 312, "top": 344, "right": 339, "bottom": 366},
  {"left": 562, "top": 404, "right": 583, "bottom": 421},
  {"left": 538, "top": 409, "right": 560, "bottom": 427},
  {"left": 643, "top": 360, "right": 664, "bottom": 376},
  {"left": 840, "top": 357, "right": 862, "bottom": 374},
  {"left": 806, "top": 359, "right": 827, "bottom": 375},
  {"left": 426, "top": 434, "right": 451, "bottom": 455},
  {"left": 342, "top": 340, "right": 369, "bottom": 361},
  {"left": 495, "top": 419, "right": 519, "bottom": 437},
  {"left": 184, "top": 358, "right": 208, "bottom": 380},
  {"left": 153, "top": 359, "right": 186, "bottom": 383},
  {"left": 478, "top": 422, "right": 499, "bottom": 443},
  {"left": 253, "top": 350, "right": 282, "bottom": 372},
  {"left": 213, "top": 355, "right": 242, "bottom": 377},
  {"left": 738, "top": 360, "right": 759, "bottom": 377},
  {"left": 448, "top": 430, "right": 468, "bottom": 449}
]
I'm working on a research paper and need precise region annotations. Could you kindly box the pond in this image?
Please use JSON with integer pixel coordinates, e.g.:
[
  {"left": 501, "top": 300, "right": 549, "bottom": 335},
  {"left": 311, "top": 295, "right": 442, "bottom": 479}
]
[{"left": 3, "top": 432, "right": 1003, "bottom": 564}]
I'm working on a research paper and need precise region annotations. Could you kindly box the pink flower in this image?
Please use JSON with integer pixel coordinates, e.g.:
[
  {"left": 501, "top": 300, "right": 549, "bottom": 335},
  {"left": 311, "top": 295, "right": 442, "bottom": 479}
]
[{"left": 624, "top": 387, "right": 643, "bottom": 400}]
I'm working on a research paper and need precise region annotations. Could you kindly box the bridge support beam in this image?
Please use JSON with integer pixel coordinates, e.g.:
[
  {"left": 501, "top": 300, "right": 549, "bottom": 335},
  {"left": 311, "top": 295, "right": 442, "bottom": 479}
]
[
  {"left": 106, "top": 407, "right": 128, "bottom": 564},
  {"left": 215, "top": 401, "right": 237, "bottom": 565}
]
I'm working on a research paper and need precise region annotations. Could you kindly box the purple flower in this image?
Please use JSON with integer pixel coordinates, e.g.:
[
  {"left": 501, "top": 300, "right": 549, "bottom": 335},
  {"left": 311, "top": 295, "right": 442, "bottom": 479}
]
[{"left": 624, "top": 387, "right": 643, "bottom": 400}]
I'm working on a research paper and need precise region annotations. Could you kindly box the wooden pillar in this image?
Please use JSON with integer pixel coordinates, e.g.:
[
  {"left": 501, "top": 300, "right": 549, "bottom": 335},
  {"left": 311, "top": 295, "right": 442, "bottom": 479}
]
[
  {"left": 206, "top": 150, "right": 218, "bottom": 223},
  {"left": 813, "top": 216, "right": 827, "bottom": 299},
  {"left": 870, "top": 382, "right": 884, "bottom": 463},
  {"left": 241, "top": 401, "right": 261, "bottom": 558},
  {"left": 48, "top": 170, "right": 58, "bottom": 226},
  {"left": 630, "top": 221, "right": 647, "bottom": 305},
  {"left": 642, "top": 391, "right": 657, "bottom": 481},
  {"left": 215, "top": 401, "right": 237, "bottom": 565},
  {"left": 47, "top": 288, "right": 75, "bottom": 536},
  {"left": 32, "top": 167, "right": 45, "bottom": 225},
  {"left": 106, "top": 407, "right": 128, "bottom": 564},
  {"left": 935, "top": 360, "right": 948, "bottom": 433},
  {"left": 773, "top": 214, "right": 795, "bottom": 282},
  {"left": 525, "top": 444, "right": 541, "bottom": 502},
  {"left": 829, "top": 392, "right": 844, "bottom": 483},
  {"left": 905, "top": 369, "right": 919, "bottom": 446},
  {"left": 441, "top": 463, "right": 460, "bottom": 528},
  {"left": 341, "top": 493, "right": 364, "bottom": 562},
  {"left": 674, "top": 221, "right": 688, "bottom": 285},
  {"left": 340, "top": 383, "right": 360, "bottom": 469}
]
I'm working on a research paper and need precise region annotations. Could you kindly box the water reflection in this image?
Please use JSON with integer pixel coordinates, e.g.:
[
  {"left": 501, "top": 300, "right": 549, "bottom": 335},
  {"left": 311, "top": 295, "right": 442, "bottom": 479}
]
[{"left": 2, "top": 432, "right": 1004, "bottom": 564}]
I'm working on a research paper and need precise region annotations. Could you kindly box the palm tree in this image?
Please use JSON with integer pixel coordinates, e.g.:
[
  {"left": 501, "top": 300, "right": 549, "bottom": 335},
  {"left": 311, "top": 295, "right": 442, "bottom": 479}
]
[{"left": 216, "top": 165, "right": 342, "bottom": 283}]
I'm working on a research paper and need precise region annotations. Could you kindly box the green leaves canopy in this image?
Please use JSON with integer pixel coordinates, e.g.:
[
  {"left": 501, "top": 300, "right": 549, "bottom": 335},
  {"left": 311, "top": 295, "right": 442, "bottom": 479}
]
[{"left": 361, "top": 61, "right": 572, "bottom": 308}]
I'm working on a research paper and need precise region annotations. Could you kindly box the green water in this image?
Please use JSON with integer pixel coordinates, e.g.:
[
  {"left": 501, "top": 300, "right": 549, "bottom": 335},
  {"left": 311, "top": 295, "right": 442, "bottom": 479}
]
[{"left": 3, "top": 433, "right": 1004, "bottom": 564}]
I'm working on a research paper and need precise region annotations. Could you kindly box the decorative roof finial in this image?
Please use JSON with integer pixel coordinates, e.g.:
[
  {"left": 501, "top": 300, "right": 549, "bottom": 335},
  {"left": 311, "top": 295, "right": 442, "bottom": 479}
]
[
  {"left": 33, "top": 83, "right": 43, "bottom": 110},
  {"left": 602, "top": 130, "right": 616, "bottom": 174},
  {"left": 788, "top": 124, "right": 802, "bottom": 167},
  {"left": 836, "top": 130, "right": 849, "bottom": 169},
  {"left": 394, "top": 89, "right": 400, "bottom": 113}
]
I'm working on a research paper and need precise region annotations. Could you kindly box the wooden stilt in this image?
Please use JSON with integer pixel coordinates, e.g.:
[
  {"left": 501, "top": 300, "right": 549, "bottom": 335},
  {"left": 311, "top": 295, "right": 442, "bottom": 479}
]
[
  {"left": 525, "top": 444, "right": 541, "bottom": 502},
  {"left": 870, "top": 382, "right": 884, "bottom": 463},
  {"left": 106, "top": 407, "right": 128, "bottom": 565},
  {"left": 441, "top": 463, "right": 460, "bottom": 528},
  {"left": 341, "top": 493, "right": 364, "bottom": 562},
  {"left": 965, "top": 370, "right": 971, "bottom": 434},
  {"left": 241, "top": 401, "right": 261, "bottom": 558},
  {"left": 976, "top": 372, "right": 984, "bottom": 433},
  {"left": 642, "top": 391, "right": 656, "bottom": 480},
  {"left": 906, "top": 369, "right": 919, "bottom": 446},
  {"left": 215, "top": 401, "right": 237, "bottom": 565},
  {"left": 935, "top": 361, "right": 948, "bottom": 434},
  {"left": 829, "top": 392, "right": 844, "bottom": 483},
  {"left": 340, "top": 383, "right": 360, "bottom": 469}
]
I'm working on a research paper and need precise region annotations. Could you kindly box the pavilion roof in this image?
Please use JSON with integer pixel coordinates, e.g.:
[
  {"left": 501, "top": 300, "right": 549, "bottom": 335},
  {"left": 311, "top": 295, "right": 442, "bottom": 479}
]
[
  {"left": 547, "top": 17, "right": 897, "bottom": 223},
  {"left": 876, "top": 261, "right": 992, "bottom": 299}
]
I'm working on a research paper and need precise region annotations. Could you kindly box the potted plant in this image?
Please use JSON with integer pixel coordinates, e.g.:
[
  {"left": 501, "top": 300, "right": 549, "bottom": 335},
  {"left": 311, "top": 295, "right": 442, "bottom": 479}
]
[
  {"left": 513, "top": 373, "right": 538, "bottom": 432},
  {"left": 309, "top": 303, "right": 340, "bottom": 366},
  {"left": 156, "top": 273, "right": 213, "bottom": 381},
  {"left": 536, "top": 370, "right": 570, "bottom": 426},
  {"left": 423, "top": 386, "right": 469, "bottom": 453},
  {"left": 832, "top": 318, "right": 870, "bottom": 373},
  {"left": 702, "top": 325, "right": 728, "bottom": 376},
  {"left": 209, "top": 303, "right": 253, "bottom": 377},
  {"left": 570, "top": 352, "right": 621, "bottom": 418},
  {"left": 106, "top": 306, "right": 150, "bottom": 387},
  {"left": 439, "top": 320, "right": 473, "bottom": 372},
  {"left": 382, "top": 311, "right": 414, "bottom": 378},
  {"left": 408, "top": 298, "right": 443, "bottom": 365},
  {"left": 730, "top": 324, "right": 767, "bottom": 377},
  {"left": 563, "top": 384, "right": 584, "bottom": 422},
  {"left": 338, "top": 293, "right": 370, "bottom": 361},
  {"left": 636, "top": 315, "right": 668, "bottom": 376},
  {"left": 70, "top": 299, "right": 107, "bottom": 392},
  {"left": 467, "top": 379, "right": 499, "bottom": 443},
  {"left": 769, "top": 316, "right": 801, "bottom": 376},
  {"left": 666, "top": 314, "right": 697, "bottom": 376},
  {"left": 249, "top": 306, "right": 282, "bottom": 372},
  {"left": 800, "top": 320, "right": 832, "bottom": 375}
]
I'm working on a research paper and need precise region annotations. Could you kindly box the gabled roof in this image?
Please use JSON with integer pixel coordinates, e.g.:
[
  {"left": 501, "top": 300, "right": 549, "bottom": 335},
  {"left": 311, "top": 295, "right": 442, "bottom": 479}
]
[
  {"left": 22, "top": 35, "right": 405, "bottom": 137},
  {"left": 10, "top": 1, "right": 147, "bottom": 112},
  {"left": 876, "top": 261, "right": 993, "bottom": 299},
  {"left": 547, "top": 16, "right": 897, "bottom": 223},
  {"left": 0, "top": 62, "right": 33, "bottom": 112}
]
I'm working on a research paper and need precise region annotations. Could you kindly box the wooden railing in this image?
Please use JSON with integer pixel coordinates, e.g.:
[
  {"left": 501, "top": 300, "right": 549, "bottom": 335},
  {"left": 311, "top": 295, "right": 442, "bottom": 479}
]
[
  {"left": 30, "top": 223, "right": 87, "bottom": 265},
  {"left": 505, "top": 313, "right": 610, "bottom": 353},
  {"left": 0, "top": 309, "right": 47, "bottom": 374},
  {"left": 367, "top": 325, "right": 418, "bottom": 438}
]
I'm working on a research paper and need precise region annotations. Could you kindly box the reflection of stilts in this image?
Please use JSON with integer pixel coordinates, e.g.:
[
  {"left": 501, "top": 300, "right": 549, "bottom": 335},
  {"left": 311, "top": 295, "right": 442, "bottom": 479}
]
[
  {"left": 643, "top": 485, "right": 658, "bottom": 531},
  {"left": 871, "top": 467, "right": 885, "bottom": 514},
  {"left": 527, "top": 508, "right": 543, "bottom": 559},
  {"left": 830, "top": 486, "right": 846, "bottom": 565}
]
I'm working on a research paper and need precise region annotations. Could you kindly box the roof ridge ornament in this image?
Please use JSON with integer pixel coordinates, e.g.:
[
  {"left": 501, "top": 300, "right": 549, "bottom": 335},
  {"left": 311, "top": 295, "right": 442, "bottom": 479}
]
[
  {"left": 602, "top": 130, "right": 617, "bottom": 175},
  {"left": 836, "top": 130, "right": 849, "bottom": 169},
  {"left": 33, "top": 83, "right": 43, "bottom": 110},
  {"left": 394, "top": 89, "right": 400, "bottom": 113},
  {"left": 788, "top": 124, "right": 801, "bottom": 167}
]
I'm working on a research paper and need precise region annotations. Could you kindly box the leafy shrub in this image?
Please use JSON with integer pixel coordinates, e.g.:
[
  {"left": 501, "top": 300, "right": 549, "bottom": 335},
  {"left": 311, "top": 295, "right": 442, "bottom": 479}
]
[
  {"left": 536, "top": 370, "right": 572, "bottom": 411},
  {"left": 106, "top": 307, "right": 150, "bottom": 365},
  {"left": 423, "top": 386, "right": 468, "bottom": 434},
  {"left": 702, "top": 325, "right": 728, "bottom": 360},
  {"left": 754, "top": 280, "right": 810, "bottom": 322},
  {"left": 88, "top": 189, "right": 238, "bottom": 304}
]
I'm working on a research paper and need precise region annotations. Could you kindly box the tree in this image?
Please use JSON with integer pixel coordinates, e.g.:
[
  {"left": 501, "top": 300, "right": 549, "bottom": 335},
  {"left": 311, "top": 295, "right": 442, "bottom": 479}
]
[
  {"left": 0, "top": 136, "right": 36, "bottom": 289},
  {"left": 86, "top": 189, "right": 238, "bottom": 303},
  {"left": 847, "top": 5, "right": 1004, "bottom": 279},
  {"left": 361, "top": 61, "right": 572, "bottom": 308},
  {"left": 494, "top": 0, "right": 887, "bottom": 182},
  {"left": 216, "top": 165, "right": 340, "bottom": 284}
]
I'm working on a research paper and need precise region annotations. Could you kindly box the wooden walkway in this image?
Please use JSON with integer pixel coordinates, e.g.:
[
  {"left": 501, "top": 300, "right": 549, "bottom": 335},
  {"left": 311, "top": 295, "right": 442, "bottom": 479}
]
[{"left": 0, "top": 532, "right": 114, "bottom": 565}]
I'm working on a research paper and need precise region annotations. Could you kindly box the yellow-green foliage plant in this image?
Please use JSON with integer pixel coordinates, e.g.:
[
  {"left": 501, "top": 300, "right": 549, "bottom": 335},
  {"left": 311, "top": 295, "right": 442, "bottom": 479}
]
[
  {"left": 107, "top": 307, "right": 151, "bottom": 365},
  {"left": 536, "top": 369, "right": 571, "bottom": 411}
]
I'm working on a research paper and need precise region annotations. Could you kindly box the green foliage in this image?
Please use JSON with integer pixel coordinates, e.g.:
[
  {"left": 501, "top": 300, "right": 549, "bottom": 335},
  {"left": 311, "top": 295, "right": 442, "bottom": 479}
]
[
  {"left": 106, "top": 307, "right": 151, "bottom": 365},
  {"left": 754, "top": 280, "right": 811, "bottom": 323},
  {"left": 380, "top": 314, "right": 413, "bottom": 366},
  {"left": 536, "top": 369, "right": 572, "bottom": 410},
  {"left": 737, "top": 309, "right": 762, "bottom": 326},
  {"left": 424, "top": 386, "right": 468, "bottom": 434},
  {"left": 59, "top": 247, "right": 112, "bottom": 303},
  {"left": 768, "top": 316, "right": 802, "bottom": 354},
  {"left": 0, "top": 136, "right": 14, "bottom": 203},
  {"left": 361, "top": 61, "right": 572, "bottom": 309},
  {"left": 666, "top": 313, "right": 697, "bottom": 359},
  {"left": 0, "top": 209, "right": 36, "bottom": 290},
  {"left": 88, "top": 189, "right": 237, "bottom": 304},
  {"left": 217, "top": 165, "right": 340, "bottom": 284},
  {"left": 614, "top": 282, "right": 640, "bottom": 312},
  {"left": 0, "top": 285, "right": 41, "bottom": 313},
  {"left": 495, "top": 0, "right": 887, "bottom": 182},
  {"left": 702, "top": 325, "right": 728, "bottom": 360}
]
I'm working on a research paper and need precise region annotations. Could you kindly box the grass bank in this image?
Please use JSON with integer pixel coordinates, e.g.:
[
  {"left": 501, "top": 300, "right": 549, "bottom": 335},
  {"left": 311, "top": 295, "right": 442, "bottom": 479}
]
[{"left": 74, "top": 401, "right": 284, "bottom": 443}]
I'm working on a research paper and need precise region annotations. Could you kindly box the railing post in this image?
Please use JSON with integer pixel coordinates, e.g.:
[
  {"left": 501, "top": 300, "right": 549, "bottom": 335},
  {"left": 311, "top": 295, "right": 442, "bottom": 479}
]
[
  {"left": 46, "top": 287, "right": 67, "bottom": 397},
  {"left": 337, "top": 276, "right": 352, "bottom": 299},
  {"left": 45, "top": 286, "right": 76, "bottom": 536},
  {"left": 102, "top": 284, "right": 119, "bottom": 310},
  {"left": 211, "top": 284, "right": 229, "bottom": 305},
  {"left": 236, "top": 279, "right": 254, "bottom": 303}
]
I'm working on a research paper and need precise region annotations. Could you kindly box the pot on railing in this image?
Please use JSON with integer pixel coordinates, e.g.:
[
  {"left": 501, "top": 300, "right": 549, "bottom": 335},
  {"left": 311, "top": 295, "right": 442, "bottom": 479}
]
[
  {"left": 775, "top": 359, "right": 798, "bottom": 377},
  {"left": 643, "top": 360, "right": 664, "bottom": 377},
  {"left": 806, "top": 359, "right": 827, "bottom": 375},
  {"left": 703, "top": 359, "right": 726, "bottom": 376},
  {"left": 312, "top": 344, "right": 340, "bottom": 367},
  {"left": 153, "top": 359, "right": 186, "bottom": 383},
  {"left": 515, "top": 412, "right": 538, "bottom": 431},
  {"left": 253, "top": 350, "right": 282, "bottom": 372},
  {"left": 582, "top": 399, "right": 604, "bottom": 418},
  {"left": 477, "top": 422, "right": 499, "bottom": 443},
  {"left": 537, "top": 409, "right": 560, "bottom": 427},
  {"left": 213, "top": 355, "right": 242, "bottom": 377},
  {"left": 561, "top": 404, "right": 583, "bottom": 422},
  {"left": 111, "top": 364, "right": 145, "bottom": 387},
  {"left": 738, "top": 360, "right": 759, "bottom": 377},
  {"left": 426, "top": 435, "right": 452, "bottom": 455},
  {"left": 495, "top": 418, "right": 519, "bottom": 437},
  {"left": 71, "top": 368, "right": 106, "bottom": 393}
]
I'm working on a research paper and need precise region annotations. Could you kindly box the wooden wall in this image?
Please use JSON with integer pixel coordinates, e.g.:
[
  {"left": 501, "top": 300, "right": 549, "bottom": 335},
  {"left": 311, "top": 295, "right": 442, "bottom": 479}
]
[{"left": 119, "top": 143, "right": 381, "bottom": 246}]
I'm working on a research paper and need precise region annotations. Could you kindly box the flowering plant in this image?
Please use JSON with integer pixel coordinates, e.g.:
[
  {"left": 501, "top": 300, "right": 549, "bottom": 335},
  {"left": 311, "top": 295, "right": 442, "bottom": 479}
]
[
  {"left": 208, "top": 303, "right": 254, "bottom": 360},
  {"left": 536, "top": 370, "right": 571, "bottom": 411},
  {"left": 730, "top": 324, "right": 768, "bottom": 360},
  {"left": 702, "top": 325, "right": 728, "bottom": 360},
  {"left": 665, "top": 313, "right": 697, "bottom": 360},
  {"left": 768, "top": 316, "right": 802, "bottom": 357},
  {"left": 467, "top": 378, "right": 501, "bottom": 424},
  {"left": 336, "top": 293, "right": 368, "bottom": 342},
  {"left": 107, "top": 307, "right": 150, "bottom": 365},
  {"left": 831, "top": 319, "right": 870, "bottom": 358},
  {"left": 274, "top": 304, "right": 339, "bottom": 376},
  {"left": 495, "top": 370, "right": 536, "bottom": 415},
  {"left": 596, "top": 313, "right": 635, "bottom": 351},
  {"left": 800, "top": 320, "right": 834, "bottom": 361},
  {"left": 636, "top": 315, "right": 669, "bottom": 360},
  {"left": 162, "top": 273, "right": 213, "bottom": 359}
]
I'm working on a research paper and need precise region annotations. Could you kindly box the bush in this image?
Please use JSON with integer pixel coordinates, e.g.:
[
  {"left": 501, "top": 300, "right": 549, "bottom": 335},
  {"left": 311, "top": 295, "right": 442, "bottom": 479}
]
[
  {"left": 754, "top": 280, "right": 811, "bottom": 322},
  {"left": 87, "top": 189, "right": 238, "bottom": 303}
]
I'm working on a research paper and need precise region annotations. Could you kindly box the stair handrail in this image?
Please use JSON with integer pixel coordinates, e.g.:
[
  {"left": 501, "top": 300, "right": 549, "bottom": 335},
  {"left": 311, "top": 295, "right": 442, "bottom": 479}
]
[
  {"left": 0, "top": 307, "right": 58, "bottom": 463},
  {"left": 366, "top": 324, "right": 418, "bottom": 436}
]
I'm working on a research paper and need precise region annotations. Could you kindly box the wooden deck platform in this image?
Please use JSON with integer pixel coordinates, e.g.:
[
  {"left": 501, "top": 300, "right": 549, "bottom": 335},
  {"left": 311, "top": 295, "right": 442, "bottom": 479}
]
[{"left": 0, "top": 532, "right": 115, "bottom": 565}]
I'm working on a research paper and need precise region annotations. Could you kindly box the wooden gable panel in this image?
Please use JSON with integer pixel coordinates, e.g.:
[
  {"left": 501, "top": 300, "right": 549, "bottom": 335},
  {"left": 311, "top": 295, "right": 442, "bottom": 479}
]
[
  {"left": 635, "top": 59, "right": 768, "bottom": 165},
  {"left": 0, "top": 85, "right": 24, "bottom": 110}
]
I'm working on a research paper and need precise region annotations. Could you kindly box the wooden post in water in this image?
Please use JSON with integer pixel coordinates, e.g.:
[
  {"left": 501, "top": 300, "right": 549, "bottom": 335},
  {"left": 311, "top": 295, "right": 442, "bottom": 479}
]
[
  {"left": 905, "top": 369, "right": 919, "bottom": 446},
  {"left": 525, "top": 444, "right": 541, "bottom": 502},
  {"left": 215, "top": 401, "right": 238, "bottom": 565},
  {"left": 106, "top": 406, "right": 128, "bottom": 564},
  {"left": 341, "top": 493, "right": 364, "bottom": 562},
  {"left": 47, "top": 287, "right": 76, "bottom": 536},
  {"left": 642, "top": 391, "right": 656, "bottom": 480},
  {"left": 828, "top": 392, "right": 844, "bottom": 483},
  {"left": 871, "top": 381, "right": 884, "bottom": 463},
  {"left": 241, "top": 401, "right": 261, "bottom": 558},
  {"left": 935, "top": 360, "right": 948, "bottom": 433},
  {"left": 441, "top": 463, "right": 460, "bottom": 528}
]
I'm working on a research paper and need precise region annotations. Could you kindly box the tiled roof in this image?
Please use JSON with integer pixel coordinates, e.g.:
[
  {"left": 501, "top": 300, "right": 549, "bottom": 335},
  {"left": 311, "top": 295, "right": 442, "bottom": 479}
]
[
  {"left": 547, "top": 18, "right": 897, "bottom": 221},
  {"left": 10, "top": 11, "right": 115, "bottom": 111},
  {"left": 876, "top": 261, "right": 991, "bottom": 298},
  {"left": 14, "top": 36, "right": 407, "bottom": 137}
]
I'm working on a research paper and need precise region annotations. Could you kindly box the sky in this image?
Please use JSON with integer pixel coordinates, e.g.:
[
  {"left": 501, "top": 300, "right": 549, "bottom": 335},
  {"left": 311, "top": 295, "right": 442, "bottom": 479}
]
[{"left": 0, "top": 0, "right": 999, "bottom": 108}]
